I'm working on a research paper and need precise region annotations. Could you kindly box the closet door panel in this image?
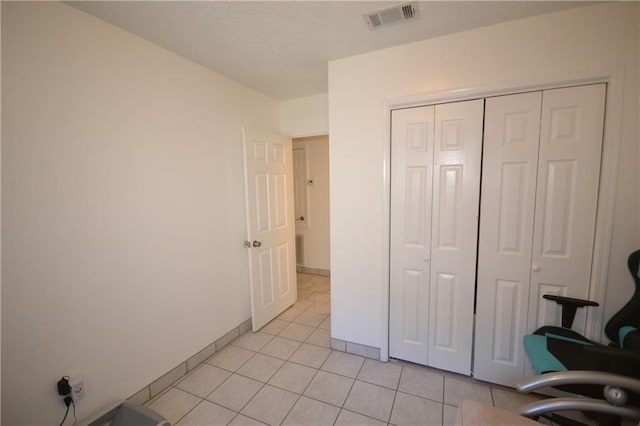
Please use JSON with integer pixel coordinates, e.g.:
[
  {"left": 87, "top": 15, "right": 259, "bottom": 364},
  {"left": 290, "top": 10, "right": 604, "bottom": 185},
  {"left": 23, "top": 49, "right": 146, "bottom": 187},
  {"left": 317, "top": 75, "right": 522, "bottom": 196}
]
[
  {"left": 474, "top": 92, "right": 542, "bottom": 386},
  {"left": 389, "top": 106, "right": 435, "bottom": 364},
  {"left": 428, "top": 99, "right": 483, "bottom": 375},
  {"left": 529, "top": 84, "right": 606, "bottom": 337}
]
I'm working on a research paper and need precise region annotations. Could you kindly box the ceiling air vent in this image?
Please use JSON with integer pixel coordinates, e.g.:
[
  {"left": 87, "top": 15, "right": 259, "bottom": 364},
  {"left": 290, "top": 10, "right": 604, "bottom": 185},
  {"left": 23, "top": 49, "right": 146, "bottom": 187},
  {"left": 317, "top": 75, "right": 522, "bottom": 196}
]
[{"left": 364, "top": 2, "right": 418, "bottom": 30}]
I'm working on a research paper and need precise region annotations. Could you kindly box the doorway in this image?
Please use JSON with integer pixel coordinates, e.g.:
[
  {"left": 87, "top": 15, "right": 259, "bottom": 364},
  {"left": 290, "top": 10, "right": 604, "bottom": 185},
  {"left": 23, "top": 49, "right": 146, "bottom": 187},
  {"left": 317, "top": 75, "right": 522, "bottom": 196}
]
[{"left": 292, "top": 135, "right": 331, "bottom": 277}]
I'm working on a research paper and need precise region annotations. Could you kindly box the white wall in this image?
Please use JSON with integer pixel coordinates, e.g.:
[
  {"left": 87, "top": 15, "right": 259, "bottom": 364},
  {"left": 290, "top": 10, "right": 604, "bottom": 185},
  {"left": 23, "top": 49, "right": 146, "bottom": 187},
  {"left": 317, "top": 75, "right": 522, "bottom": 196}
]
[
  {"left": 329, "top": 2, "right": 639, "bottom": 348},
  {"left": 293, "top": 136, "right": 330, "bottom": 271},
  {"left": 2, "top": 2, "right": 279, "bottom": 424},
  {"left": 280, "top": 93, "right": 328, "bottom": 137}
]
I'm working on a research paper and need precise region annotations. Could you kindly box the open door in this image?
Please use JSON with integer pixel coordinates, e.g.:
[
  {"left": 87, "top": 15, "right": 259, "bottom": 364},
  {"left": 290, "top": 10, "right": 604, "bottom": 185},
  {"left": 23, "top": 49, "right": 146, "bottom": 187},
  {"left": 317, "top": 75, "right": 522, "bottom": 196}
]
[{"left": 243, "top": 127, "right": 297, "bottom": 331}]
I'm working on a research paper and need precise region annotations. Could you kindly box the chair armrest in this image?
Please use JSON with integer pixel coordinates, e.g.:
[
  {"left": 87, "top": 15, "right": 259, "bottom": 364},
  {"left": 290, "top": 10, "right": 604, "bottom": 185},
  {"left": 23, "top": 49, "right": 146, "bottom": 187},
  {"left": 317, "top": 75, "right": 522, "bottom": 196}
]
[
  {"left": 542, "top": 295, "right": 599, "bottom": 307},
  {"left": 517, "top": 371, "right": 640, "bottom": 394},
  {"left": 542, "top": 295, "right": 599, "bottom": 328},
  {"left": 516, "top": 397, "right": 640, "bottom": 421}
]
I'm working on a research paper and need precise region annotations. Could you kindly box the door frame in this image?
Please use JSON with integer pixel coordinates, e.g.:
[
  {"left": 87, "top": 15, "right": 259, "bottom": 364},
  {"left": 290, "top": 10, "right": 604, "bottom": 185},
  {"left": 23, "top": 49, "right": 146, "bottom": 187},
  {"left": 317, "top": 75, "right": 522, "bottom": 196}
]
[
  {"left": 379, "top": 65, "right": 626, "bottom": 362},
  {"left": 292, "top": 145, "right": 310, "bottom": 230}
]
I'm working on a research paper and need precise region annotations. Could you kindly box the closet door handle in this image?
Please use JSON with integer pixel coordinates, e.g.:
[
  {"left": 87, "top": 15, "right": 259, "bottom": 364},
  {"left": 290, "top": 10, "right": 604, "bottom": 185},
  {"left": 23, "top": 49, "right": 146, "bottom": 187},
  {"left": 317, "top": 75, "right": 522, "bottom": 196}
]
[{"left": 532, "top": 264, "right": 541, "bottom": 272}]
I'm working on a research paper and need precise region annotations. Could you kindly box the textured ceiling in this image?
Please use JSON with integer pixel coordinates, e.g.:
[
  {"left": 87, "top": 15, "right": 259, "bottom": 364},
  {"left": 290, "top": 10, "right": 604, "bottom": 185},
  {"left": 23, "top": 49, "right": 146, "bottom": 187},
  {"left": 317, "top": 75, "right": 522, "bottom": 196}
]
[{"left": 68, "top": 1, "right": 589, "bottom": 100}]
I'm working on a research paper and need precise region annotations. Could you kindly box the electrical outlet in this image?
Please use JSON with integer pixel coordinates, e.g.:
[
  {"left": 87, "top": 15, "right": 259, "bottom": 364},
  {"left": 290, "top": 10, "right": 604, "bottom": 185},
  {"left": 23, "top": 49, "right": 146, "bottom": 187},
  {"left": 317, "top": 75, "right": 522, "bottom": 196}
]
[{"left": 68, "top": 374, "right": 85, "bottom": 402}]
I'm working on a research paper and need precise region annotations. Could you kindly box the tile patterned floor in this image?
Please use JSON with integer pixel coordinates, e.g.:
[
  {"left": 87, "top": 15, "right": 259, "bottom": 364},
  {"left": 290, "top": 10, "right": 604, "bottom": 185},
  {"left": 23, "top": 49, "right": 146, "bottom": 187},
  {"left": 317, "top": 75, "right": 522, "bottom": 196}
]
[{"left": 147, "top": 273, "right": 546, "bottom": 426}]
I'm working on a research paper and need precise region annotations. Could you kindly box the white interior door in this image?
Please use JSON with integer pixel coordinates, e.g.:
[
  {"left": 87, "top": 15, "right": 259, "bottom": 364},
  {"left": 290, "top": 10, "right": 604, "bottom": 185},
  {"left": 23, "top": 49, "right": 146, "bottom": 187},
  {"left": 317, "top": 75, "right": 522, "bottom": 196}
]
[
  {"left": 428, "top": 99, "right": 483, "bottom": 375},
  {"left": 528, "top": 84, "right": 606, "bottom": 337},
  {"left": 474, "top": 91, "right": 542, "bottom": 386},
  {"left": 390, "top": 105, "right": 435, "bottom": 364},
  {"left": 243, "top": 127, "right": 297, "bottom": 331}
]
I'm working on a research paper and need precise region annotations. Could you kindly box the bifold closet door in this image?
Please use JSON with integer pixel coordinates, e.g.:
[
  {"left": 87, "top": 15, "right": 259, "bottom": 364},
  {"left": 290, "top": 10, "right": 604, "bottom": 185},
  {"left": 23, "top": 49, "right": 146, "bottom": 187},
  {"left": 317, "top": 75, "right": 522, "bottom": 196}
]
[
  {"left": 474, "top": 84, "right": 606, "bottom": 386},
  {"left": 390, "top": 100, "right": 483, "bottom": 374},
  {"left": 527, "top": 84, "right": 606, "bottom": 336},
  {"left": 428, "top": 100, "right": 483, "bottom": 374},
  {"left": 474, "top": 92, "right": 542, "bottom": 385},
  {"left": 390, "top": 105, "right": 435, "bottom": 364}
]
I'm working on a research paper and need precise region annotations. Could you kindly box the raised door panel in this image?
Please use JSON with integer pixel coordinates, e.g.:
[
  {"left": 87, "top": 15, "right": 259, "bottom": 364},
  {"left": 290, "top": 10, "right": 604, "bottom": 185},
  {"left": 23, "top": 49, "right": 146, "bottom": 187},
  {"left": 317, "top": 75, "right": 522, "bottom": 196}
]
[
  {"left": 405, "top": 167, "right": 428, "bottom": 246},
  {"left": 390, "top": 106, "right": 435, "bottom": 364},
  {"left": 474, "top": 92, "right": 541, "bottom": 386},
  {"left": 528, "top": 84, "right": 605, "bottom": 338},
  {"left": 276, "top": 243, "right": 292, "bottom": 297},
  {"left": 435, "top": 165, "right": 462, "bottom": 249},
  {"left": 254, "top": 173, "right": 272, "bottom": 234},
  {"left": 273, "top": 173, "right": 289, "bottom": 229},
  {"left": 433, "top": 272, "right": 457, "bottom": 350},
  {"left": 428, "top": 99, "right": 483, "bottom": 375},
  {"left": 258, "top": 249, "right": 274, "bottom": 306},
  {"left": 491, "top": 280, "right": 522, "bottom": 363}
]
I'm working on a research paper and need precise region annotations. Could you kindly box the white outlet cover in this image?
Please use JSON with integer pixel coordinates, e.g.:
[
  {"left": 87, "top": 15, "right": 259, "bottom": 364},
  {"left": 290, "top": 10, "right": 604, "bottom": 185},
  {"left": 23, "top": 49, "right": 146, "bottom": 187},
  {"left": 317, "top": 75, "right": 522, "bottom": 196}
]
[{"left": 68, "top": 374, "right": 85, "bottom": 402}]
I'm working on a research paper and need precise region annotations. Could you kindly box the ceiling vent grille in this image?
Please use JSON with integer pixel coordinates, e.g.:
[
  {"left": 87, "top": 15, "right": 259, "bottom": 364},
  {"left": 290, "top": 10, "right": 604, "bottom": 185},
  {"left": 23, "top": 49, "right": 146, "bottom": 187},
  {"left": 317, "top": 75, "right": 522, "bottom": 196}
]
[{"left": 364, "top": 2, "right": 418, "bottom": 30}]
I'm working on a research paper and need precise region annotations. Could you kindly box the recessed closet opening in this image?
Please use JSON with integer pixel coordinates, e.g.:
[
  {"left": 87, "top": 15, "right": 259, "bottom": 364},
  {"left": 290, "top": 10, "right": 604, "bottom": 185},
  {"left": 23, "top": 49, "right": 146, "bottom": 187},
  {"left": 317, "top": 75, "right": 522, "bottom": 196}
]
[{"left": 387, "top": 83, "right": 609, "bottom": 387}]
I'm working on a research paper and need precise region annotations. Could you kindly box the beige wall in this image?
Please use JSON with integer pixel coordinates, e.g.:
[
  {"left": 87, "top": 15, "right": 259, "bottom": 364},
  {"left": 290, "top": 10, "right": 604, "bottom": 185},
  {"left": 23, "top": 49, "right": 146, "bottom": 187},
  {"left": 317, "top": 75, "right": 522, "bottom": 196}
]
[
  {"left": 293, "top": 136, "right": 330, "bottom": 271},
  {"left": 329, "top": 2, "right": 639, "bottom": 348},
  {"left": 2, "top": 2, "right": 278, "bottom": 424},
  {"left": 280, "top": 94, "right": 328, "bottom": 137}
]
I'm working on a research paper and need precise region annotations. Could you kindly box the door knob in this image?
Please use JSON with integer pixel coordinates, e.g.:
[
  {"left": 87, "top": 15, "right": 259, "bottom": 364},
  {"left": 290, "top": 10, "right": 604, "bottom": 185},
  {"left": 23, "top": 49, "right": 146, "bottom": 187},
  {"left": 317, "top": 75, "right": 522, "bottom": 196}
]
[
  {"left": 296, "top": 216, "right": 305, "bottom": 221},
  {"left": 532, "top": 264, "right": 541, "bottom": 272},
  {"left": 252, "top": 240, "right": 262, "bottom": 248}
]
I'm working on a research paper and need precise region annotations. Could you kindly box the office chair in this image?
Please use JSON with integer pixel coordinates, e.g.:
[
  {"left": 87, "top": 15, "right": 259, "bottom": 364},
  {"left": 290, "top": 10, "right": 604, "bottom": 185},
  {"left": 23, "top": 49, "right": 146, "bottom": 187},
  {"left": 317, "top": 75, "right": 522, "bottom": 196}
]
[{"left": 522, "top": 249, "right": 640, "bottom": 425}]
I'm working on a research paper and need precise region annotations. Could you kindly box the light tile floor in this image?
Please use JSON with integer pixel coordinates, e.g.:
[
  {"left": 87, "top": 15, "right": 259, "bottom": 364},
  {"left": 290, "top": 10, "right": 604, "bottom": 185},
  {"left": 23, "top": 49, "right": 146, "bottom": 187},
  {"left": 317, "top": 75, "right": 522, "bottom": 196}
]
[{"left": 147, "top": 273, "right": 549, "bottom": 426}]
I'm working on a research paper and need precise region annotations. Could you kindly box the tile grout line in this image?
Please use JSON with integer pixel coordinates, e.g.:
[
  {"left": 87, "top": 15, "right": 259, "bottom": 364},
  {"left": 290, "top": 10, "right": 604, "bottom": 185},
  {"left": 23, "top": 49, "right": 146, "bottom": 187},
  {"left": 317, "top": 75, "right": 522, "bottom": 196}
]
[
  {"left": 279, "top": 280, "right": 355, "bottom": 422},
  {"left": 338, "top": 352, "right": 368, "bottom": 415},
  {"left": 231, "top": 291, "right": 327, "bottom": 426},
  {"left": 232, "top": 372, "right": 268, "bottom": 422},
  {"left": 181, "top": 274, "right": 331, "bottom": 426},
  {"left": 442, "top": 374, "right": 446, "bottom": 414},
  {"left": 203, "top": 335, "right": 271, "bottom": 422},
  {"left": 338, "top": 407, "right": 395, "bottom": 426},
  {"left": 169, "top": 386, "right": 205, "bottom": 426},
  {"left": 440, "top": 398, "right": 444, "bottom": 426},
  {"left": 389, "top": 364, "right": 404, "bottom": 424},
  {"left": 270, "top": 278, "right": 330, "bottom": 426}
]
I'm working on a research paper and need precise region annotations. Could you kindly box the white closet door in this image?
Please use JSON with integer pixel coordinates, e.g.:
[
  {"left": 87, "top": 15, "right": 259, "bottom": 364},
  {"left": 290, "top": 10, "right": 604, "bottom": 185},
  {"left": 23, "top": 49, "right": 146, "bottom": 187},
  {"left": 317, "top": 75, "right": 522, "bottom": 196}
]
[
  {"left": 528, "top": 84, "right": 606, "bottom": 337},
  {"left": 428, "top": 99, "right": 483, "bottom": 375},
  {"left": 389, "top": 105, "right": 435, "bottom": 364},
  {"left": 473, "top": 92, "right": 542, "bottom": 386}
]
